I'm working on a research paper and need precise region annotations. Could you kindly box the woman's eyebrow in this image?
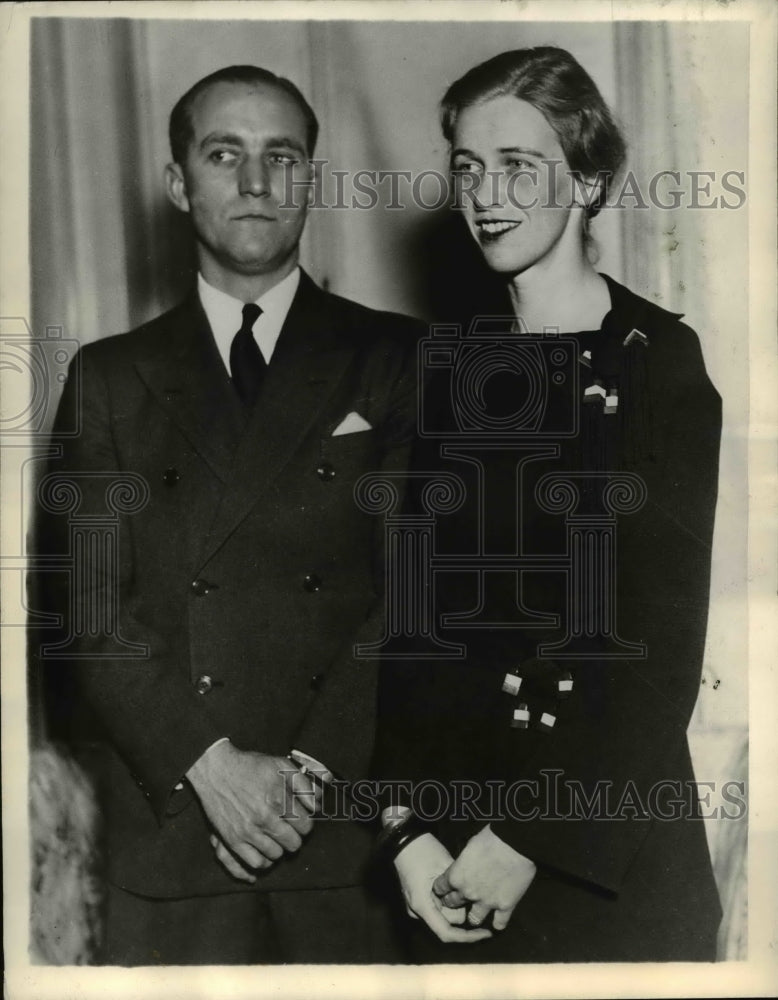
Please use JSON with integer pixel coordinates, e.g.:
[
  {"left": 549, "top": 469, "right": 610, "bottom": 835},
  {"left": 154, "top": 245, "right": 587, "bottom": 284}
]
[
  {"left": 451, "top": 145, "right": 547, "bottom": 159},
  {"left": 497, "top": 146, "right": 546, "bottom": 158}
]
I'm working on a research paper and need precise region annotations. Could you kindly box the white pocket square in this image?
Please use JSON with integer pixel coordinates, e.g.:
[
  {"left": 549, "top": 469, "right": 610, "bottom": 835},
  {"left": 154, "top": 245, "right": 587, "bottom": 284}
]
[{"left": 332, "top": 411, "right": 372, "bottom": 436}]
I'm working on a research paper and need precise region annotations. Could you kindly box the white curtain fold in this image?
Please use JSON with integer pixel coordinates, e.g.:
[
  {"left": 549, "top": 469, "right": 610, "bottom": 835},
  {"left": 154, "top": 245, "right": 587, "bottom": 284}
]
[{"left": 614, "top": 20, "right": 749, "bottom": 959}]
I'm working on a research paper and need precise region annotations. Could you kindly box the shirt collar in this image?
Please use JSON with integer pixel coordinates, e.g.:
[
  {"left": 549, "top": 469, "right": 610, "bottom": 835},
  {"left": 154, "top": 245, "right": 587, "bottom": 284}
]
[{"left": 197, "top": 267, "right": 301, "bottom": 370}]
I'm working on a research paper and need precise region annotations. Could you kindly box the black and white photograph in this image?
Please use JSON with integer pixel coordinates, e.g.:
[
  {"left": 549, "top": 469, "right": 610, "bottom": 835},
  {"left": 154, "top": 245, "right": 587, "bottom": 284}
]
[{"left": 1, "top": 1, "right": 776, "bottom": 997}]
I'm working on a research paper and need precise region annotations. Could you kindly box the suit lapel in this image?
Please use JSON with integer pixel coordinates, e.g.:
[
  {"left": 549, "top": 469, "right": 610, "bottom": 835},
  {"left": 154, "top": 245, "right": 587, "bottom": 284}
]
[
  {"left": 197, "top": 272, "right": 357, "bottom": 567},
  {"left": 134, "top": 294, "right": 245, "bottom": 482}
]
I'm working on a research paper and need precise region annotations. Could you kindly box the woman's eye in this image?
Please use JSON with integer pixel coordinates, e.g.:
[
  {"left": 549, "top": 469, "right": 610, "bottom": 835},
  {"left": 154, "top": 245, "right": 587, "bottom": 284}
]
[{"left": 508, "top": 158, "right": 536, "bottom": 172}]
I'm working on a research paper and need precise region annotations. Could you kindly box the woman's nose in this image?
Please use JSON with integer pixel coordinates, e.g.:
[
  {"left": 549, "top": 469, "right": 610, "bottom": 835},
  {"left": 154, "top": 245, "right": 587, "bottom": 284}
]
[{"left": 470, "top": 169, "right": 506, "bottom": 211}]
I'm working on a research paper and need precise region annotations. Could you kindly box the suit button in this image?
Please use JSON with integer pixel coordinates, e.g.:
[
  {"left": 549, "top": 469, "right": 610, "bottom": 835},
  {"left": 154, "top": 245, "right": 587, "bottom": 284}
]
[
  {"left": 195, "top": 674, "right": 213, "bottom": 695},
  {"left": 316, "top": 462, "right": 336, "bottom": 482},
  {"left": 303, "top": 573, "right": 322, "bottom": 592},
  {"left": 191, "top": 578, "right": 215, "bottom": 596},
  {"left": 310, "top": 673, "right": 325, "bottom": 691},
  {"left": 163, "top": 467, "right": 180, "bottom": 486}
]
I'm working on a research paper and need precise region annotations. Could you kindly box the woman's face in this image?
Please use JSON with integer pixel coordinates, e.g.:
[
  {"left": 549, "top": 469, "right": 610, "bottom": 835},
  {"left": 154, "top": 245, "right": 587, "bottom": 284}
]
[{"left": 451, "top": 95, "right": 577, "bottom": 277}]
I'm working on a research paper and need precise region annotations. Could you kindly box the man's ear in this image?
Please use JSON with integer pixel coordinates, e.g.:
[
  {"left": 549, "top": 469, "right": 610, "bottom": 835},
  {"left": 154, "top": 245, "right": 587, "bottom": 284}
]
[{"left": 165, "top": 162, "right": 190, "bottom": 213}]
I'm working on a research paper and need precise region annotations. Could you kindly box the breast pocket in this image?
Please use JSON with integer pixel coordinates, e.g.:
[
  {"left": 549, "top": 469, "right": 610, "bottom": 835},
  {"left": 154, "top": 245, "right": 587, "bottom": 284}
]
[{"left": 318, "top": 429, "right": 381, "bottom": 479}]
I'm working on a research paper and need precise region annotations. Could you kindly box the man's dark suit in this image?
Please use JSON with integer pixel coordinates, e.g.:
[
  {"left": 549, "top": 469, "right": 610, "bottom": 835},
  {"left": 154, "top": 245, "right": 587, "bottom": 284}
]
[{"left": 41, "top": 271, "right": 420, "bottom": 953}]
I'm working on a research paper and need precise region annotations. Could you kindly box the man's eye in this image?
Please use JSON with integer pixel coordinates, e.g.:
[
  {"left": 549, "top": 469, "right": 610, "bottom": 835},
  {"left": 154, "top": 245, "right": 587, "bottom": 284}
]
[
  {"left": 453, "top": 161, "right": 482, "bottom": 174},
  {"left": 209, "top": 150, "right": 239, "bottom": 164},
  {"left": 269, "top": 153, "right": 299, "bottom": 166}
]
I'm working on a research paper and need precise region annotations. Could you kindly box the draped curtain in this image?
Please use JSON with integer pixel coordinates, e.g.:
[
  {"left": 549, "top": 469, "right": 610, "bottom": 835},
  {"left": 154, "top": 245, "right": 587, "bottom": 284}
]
[{"left": 614, "top": 22, "right": 750, "bottom": 958}]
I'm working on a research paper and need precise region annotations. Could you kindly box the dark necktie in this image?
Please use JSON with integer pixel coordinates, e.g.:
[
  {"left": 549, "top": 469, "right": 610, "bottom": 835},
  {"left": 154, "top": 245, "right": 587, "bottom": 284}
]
[{"left": 230, "top": 302, "right": 266, "bottom": 406}]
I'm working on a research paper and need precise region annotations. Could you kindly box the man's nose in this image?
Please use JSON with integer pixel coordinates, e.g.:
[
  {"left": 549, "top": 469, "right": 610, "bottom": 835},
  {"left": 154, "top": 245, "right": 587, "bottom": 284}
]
[{"left": 238, "top": 157, "right": 270, "bottom": 197}]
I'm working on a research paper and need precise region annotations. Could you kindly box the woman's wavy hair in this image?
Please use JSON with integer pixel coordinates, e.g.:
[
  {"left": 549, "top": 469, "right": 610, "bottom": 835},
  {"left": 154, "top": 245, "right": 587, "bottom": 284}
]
[{"left": 441, "top": 46, "right": 626, "bottom": 219}]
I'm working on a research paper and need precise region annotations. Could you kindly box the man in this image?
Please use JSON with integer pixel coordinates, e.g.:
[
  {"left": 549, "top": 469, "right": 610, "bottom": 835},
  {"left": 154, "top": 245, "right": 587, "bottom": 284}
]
[{"left": 41, "top": 65, "right": 423, "bottom": 965}]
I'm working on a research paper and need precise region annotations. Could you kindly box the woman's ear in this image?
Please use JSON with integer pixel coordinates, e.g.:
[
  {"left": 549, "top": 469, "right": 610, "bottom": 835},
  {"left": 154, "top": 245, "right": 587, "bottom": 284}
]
[
  {"left": 165, "top": 162, "right": 190, "bottom": 214},
  {"left": 571, "top": 172, "right": 604, "bottom": 213}
]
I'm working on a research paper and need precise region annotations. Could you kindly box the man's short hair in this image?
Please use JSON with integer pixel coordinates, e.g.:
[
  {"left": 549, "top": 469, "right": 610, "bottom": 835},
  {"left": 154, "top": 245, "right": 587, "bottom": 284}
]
[{"left": 169, "top": 65, "right": 319, "bottom": 164}]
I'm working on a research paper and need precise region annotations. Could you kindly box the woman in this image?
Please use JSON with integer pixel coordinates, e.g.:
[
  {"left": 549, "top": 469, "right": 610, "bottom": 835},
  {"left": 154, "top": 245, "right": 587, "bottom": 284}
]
[{"left": 374, "top": 47, "right": 722, "bottom": 962}]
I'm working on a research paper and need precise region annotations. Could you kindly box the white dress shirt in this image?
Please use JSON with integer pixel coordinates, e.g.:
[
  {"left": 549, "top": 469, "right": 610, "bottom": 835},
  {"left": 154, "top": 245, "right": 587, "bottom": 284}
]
[{"left": 197, "top": 266, "right": 301, "bottom": 371}]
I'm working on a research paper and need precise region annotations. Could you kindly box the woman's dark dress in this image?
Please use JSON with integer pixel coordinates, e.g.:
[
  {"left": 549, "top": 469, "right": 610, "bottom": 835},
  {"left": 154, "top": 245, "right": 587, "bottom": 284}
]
[{"left": 375, "top": 274, "right": 723, "bottom": 962}]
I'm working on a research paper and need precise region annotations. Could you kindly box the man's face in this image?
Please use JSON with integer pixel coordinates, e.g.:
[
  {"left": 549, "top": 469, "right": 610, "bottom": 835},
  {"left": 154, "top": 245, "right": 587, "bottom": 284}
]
[{"left": 166, "top": 80, "right": 313, "bottom": 289}]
